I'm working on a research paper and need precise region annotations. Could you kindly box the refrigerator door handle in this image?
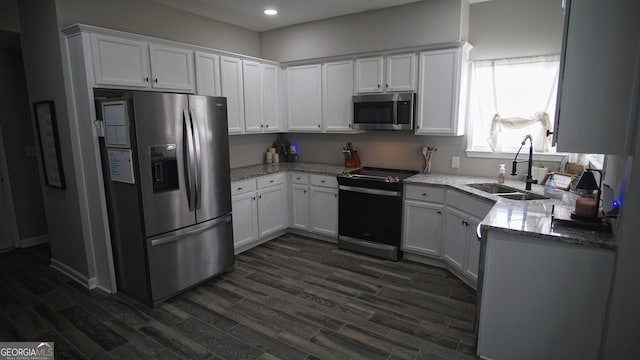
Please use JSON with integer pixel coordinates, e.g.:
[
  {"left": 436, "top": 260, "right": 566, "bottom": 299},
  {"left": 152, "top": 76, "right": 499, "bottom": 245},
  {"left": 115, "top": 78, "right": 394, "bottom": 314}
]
[
  {"left": 183, "top": 109, "right": 196, "bottom": 211},
  {"left": 149, "top": 214, "right": 232, "bottom": 247},
  {"left": 189, "top": 108, "right": 202, "bottom": 210}
]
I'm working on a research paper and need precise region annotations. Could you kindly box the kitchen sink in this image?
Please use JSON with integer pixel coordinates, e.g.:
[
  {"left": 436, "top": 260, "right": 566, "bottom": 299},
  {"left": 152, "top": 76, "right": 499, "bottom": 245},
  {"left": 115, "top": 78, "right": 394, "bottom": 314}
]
[
  {"left": 467, "top": 183, "right": 522, "bottom": 194},
  {"left": 468, "top": 183, "right": 549, "bottom": 201}
]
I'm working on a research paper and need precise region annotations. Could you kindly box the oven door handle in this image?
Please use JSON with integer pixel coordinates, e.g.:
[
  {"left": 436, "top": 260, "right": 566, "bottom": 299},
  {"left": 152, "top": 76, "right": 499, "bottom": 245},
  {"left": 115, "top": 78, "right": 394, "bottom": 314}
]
[{"left": 339, "top": 185, "right": 401, "bottom": 197}]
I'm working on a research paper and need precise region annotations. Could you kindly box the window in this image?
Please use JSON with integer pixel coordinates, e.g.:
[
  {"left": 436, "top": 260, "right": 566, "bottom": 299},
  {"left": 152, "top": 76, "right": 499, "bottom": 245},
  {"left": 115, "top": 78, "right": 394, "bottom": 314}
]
[{"left": 466, "top": 55, "right": 560, "bottom": 155}]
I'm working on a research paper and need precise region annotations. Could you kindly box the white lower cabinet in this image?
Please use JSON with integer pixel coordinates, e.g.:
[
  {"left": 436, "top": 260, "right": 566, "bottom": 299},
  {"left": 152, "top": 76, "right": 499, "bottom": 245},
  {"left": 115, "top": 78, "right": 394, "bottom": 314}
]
[
  {"left": 289, "top": 173, "right": 309, "bottom": 231},
  {"left": 402, "top": 200, "right": 443, "bottom": 257},
  {"left": 309, "top": 185, "right": 338, "bottom": 237},
  {"left": 403, "top": 185, "right": 492, "bottom": 288},
  {"left": 231, "top": 173, "right": 287, "bottom": 253}
]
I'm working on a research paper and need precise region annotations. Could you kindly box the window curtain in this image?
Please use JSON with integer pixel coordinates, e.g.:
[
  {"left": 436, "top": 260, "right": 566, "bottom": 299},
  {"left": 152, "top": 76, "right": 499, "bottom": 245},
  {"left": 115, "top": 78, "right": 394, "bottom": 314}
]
[{"left": 472, "top": 55, "right": 560, "bottom": 153}]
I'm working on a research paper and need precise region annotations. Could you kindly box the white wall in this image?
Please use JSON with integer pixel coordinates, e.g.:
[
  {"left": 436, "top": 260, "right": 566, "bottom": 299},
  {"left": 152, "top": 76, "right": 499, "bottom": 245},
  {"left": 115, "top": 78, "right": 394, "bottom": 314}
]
[
  {"left": 468, "top": 0, "right": 564, "bottom": 60},
  {"left": 18, "top": 0, "right": 89, "bottom": 275},
  {"left": 229, "top": 134, "right": 278, "bottom": 168},
  {"left": 256, "top": 0, "right": 564, "bottom": 176},
  {"left": 285, "top": 132, "right": 560, "bottom": 178},
  {"left": 259, "top": 0, "right": 468, "bottom": 62},
  {"left": 55, "top": 0, "right": 260, "bottom": 57}
]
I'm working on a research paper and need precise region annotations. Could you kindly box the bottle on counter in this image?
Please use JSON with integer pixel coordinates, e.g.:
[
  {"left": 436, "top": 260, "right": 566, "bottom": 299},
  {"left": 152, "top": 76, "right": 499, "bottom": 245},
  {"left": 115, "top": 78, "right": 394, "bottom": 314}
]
[{"left": 498, "top": 164, "right": 506, "bottom": 184}]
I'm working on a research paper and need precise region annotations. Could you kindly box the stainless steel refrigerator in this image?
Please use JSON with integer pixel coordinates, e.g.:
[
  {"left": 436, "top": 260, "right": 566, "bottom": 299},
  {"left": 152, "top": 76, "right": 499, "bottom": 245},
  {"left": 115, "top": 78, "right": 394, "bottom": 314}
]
[{"left": 95, "top": 89, "right": 233, "bottom": 307}]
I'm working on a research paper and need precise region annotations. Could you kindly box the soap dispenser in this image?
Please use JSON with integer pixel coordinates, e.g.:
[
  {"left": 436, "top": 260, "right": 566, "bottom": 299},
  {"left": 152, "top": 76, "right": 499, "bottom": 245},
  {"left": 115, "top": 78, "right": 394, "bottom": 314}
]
[{"left": 498, "top": 164, "right": 506, "bottom": 184}]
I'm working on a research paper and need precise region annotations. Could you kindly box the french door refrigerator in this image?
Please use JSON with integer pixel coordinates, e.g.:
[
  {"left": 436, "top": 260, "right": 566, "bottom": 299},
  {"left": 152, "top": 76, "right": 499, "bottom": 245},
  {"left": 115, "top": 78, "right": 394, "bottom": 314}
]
[{"left": 95, "top": 89, "right": 233, "bottom": 307}]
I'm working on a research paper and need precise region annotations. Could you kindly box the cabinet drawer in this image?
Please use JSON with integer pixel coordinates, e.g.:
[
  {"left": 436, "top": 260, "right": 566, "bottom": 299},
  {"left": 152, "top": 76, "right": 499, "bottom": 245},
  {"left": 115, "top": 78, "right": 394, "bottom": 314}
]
[
  {"left": 257, "top": 173, "right": 285, "bottom": 189},
  {"left": 290, "top": 172, "right": 309, "bottom": 185},
  {"left": 404, "top": 184, "right": 445, "bottom": 203},
  {"left": 231, "top": 179, "right": 256, "bottom": 196},
  {"left": 310, "top": 174, "right": 338, "bottom": 188},
  {"left": 447, "top": 190, "right": 494, "bottom": 218}
]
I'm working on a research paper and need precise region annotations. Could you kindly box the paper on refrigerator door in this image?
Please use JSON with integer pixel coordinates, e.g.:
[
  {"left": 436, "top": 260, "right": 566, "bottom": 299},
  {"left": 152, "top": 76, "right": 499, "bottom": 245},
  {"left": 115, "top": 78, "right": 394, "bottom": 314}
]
[{"left": 108, "top": 148, "right": 135, "bottom": 184}]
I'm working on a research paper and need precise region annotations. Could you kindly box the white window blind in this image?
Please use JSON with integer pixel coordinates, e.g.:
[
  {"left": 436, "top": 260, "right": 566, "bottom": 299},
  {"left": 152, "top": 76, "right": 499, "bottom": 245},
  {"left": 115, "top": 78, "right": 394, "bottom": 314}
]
[{"left": 467, "top": 55, "right": 560, "bottom": 153}]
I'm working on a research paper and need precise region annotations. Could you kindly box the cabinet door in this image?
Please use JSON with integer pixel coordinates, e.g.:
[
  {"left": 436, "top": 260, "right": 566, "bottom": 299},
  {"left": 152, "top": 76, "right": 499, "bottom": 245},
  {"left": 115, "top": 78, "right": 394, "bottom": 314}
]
[
  {"left": 355, "top": 56, "right": 384, "bottom": 93},
  {"left": 416, "top": 48, "right": 463, "bottom": 135},
  {"left": 231, "top": 192, "right": 258, "bottom": 252},
  {"left": 262, "top": 64, "right": 280, "bottom": 132},
  {"left": 443, "top": 207, "right": 468, "bottom": 271},
  {"left": 220, "top": 56, "right": 245, "bottom": 134},
  {"left": 287, "top": 64, "right": 323, "bottom": 131},
  {"left": 554, "top": 0, "right": 640, "bottom": 155},
  {"left": 243, "top": 60, "right": 263, "bottom": 133},
  {"left": 257, "top": 184, "right": 287, "bottom": 238},
  {"left": 195, "top": 51, "right": 220, "bottom": 96},
  {"left": 309, "top": 186, "right": 338, "bottom": 237},
  {"left": 402, "top": 200, "right": 443, "bottom": 257},
  {"left": 91, "top": 34, "right": 150, "bottom": 88},
  {"left": 290, "top": 184, "right": 309, "bottom": 230},
  {"left": 464, "top": 216, "right": 482, "bottom": 283},
  {"left": 386, "top": 53, "right": 416, "bottom": 92},
  {"left": 149, "top": 44, "right": 195, "bottom": 91},
  {"left": 323, "top": 60, "right": 354, "bottom": 132}
]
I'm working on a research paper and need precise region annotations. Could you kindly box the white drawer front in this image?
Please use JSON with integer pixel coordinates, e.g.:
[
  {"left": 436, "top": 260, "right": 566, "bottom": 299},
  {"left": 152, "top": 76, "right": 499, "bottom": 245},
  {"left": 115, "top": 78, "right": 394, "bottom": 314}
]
[
  {"left": 257, "top": 173, "right": 285, "bottom": 189},
  {"left": 290, "top": 172, "right": 309, "bottom": 185},
  {"left": 310, "top": 174, "right": 338, "bottom": 188},
  {"left": 231, "top": 179, "right": 256, "bottom": 196},
  {"left": 447, "top": 190, "right": 494, "bottom": 218},
  {"left": 404, "top": 184, "right": 445, "bottom": 203}
]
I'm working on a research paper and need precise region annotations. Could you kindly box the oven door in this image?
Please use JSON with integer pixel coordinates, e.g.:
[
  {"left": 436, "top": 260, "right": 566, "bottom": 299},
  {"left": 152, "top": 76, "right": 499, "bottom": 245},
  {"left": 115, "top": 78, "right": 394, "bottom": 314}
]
[{"left": 338, "top": 185, "right": 403, "bottom": 248}]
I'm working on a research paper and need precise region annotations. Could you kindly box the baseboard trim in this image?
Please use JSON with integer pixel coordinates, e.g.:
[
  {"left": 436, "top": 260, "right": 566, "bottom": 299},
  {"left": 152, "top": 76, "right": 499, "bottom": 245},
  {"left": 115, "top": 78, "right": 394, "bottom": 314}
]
[
  {"left": 20, "top": 234, "right": 49, "bottom": 248},
  {"left": 286, "top": 229, "right": 337, "bottom": 243},
  {"left": 50, "top": 258, "right": 97, "bottom": 290}
]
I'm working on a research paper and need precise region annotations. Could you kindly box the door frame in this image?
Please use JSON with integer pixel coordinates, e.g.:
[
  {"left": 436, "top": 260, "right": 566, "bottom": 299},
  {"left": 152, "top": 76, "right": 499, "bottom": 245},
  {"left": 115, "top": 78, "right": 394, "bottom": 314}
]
[{"left": 0, "top": 123, "right": 20, "bottom": 250}]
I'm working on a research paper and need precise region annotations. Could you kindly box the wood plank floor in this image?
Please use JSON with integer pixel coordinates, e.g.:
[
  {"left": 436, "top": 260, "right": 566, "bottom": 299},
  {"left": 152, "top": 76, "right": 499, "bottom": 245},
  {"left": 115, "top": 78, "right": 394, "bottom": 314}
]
[{"left": 0, "top": 234, "right": 478, "bottom": 359}]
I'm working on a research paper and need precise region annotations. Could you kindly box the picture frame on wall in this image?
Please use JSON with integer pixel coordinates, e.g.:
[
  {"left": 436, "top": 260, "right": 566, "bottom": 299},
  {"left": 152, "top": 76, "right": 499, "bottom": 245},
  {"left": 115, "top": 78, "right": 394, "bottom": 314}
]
[{"left": 33, "top": 100, "right": 66, "bottom": 189}]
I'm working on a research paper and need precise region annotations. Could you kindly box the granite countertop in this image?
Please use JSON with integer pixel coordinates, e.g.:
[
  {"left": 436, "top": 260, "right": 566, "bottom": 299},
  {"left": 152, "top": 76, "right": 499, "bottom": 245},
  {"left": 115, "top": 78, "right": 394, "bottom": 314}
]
[
  {"left": 231, "top": 162, "right": 352, "bottom": 181},
  {"left": 405, "top": 174, "right": 616, "bottom": 250}
]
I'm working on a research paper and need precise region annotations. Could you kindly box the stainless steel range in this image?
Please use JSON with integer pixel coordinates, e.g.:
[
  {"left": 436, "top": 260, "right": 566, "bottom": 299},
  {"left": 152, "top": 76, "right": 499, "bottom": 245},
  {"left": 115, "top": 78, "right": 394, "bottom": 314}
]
[{"left": 337, "top": 167, "right": 418, "bottom": 260}]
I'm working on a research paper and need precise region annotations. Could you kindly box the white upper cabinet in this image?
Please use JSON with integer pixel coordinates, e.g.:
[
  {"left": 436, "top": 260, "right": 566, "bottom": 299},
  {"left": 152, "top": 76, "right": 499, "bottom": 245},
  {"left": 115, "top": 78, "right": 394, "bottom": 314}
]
[
  {"left": 355, "top": 56, "right": 384, "bottom": 93},
  {"left": 554, "top": 0, "right": 640, "bottom": 155},
  {"left": 287, "top": 64, "right": 323, "bottom": 131},
  {"left": 355, "top": 53, "right": 416, "bottom": 94},
  {"left": 243, "top": 60, "right": 263, "bottom": 133},
  {"left": 220, "top": 56, "right": 245, "bottom": 134},
  {"left": 261, "top": 64, "right": 280, "bottom": 132},
  {"left": 415, "top": 44, "right": 471, "bottom": 136},
  {"left": 149, "top": 44, "right": 195, "bottom": 91},
  {"left": 386, "top": 53, "right": 416, "bottom": 92},
  {"left": 91, "top": 34, "right": 150, "bottom": 88},
  {"left": 91, "top": 34, "right": 194, "bottom": 92},
  {"left": 323, "top": 60, "right": 355, "bottom": 132},
  {"left": 195, "top": 51, "right": 221, "bottom": 96}
]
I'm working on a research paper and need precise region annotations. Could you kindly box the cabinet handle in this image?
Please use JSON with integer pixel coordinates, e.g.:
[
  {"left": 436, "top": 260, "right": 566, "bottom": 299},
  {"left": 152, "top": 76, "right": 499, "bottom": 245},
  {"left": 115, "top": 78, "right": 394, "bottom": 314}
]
[
  {"left": 154, "top": 78, "right": 158, "bottom": 83},
  {"left": 270, "top": 180, "right": 274, "bottom": 183},
  {"left": 334, "top": 194, "right": 337, "bottom": 198},
  {"left": 321, "top": 180, "right": 325, "bottom": 183},
  {"left": 416, "top": 125, "right": 420, "bottom": 129},
  {"left": 304, "top": 190, "right": 307, "bottom": 193},
  {"left": 266, "top": 124, "right": 269, "bottom": 128},
  {"left": 377, "top": 84, "right": 381, "bottom": 88},
  {"left": 546, "top": 130, "right": 554, "bottom": 137},
  {"left": 318, "top": 124, "right": 321, "bottom": 128},
  {"left": 348, "top": 124, "right": 352, "bottom": 128},
  {"left": 252, "top": 197, "right": 256, "bottom": 200},
  {"left": 386, "top": 83, "right": 389, "bottom": 88},
  {"left": 296, "top": 177, "right": 301, "bottom": 180},
  {"left": 421, "top": 193, "right": 427, "bottom": 196},
  {"left": 437, "top": 211, "right": 441, "bottom": 214},
  {"left": 258, "top": 195, "right": 262, "bottom": 199},
  {"left": 144, "top": 77, "right": 149, "bottom": 82},
  {"left": 237, "top": 187, "right": 243, "bottom": 190},
  {"left": 260, "top": 124, "right": 264, "bottom": 128}
]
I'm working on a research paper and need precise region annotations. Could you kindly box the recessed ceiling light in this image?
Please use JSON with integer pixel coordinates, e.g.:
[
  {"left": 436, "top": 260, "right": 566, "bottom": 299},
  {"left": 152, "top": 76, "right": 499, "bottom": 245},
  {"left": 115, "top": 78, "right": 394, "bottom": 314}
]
[{"left": 264, "top": 9, "right": 278, "bottom": 16}]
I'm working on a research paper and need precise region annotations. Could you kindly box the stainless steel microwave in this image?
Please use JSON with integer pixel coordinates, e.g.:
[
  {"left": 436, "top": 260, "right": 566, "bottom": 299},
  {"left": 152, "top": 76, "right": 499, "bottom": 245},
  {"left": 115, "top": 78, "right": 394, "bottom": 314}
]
[{"left": 352, "top": 92, "right": 415, "bottom": 130}]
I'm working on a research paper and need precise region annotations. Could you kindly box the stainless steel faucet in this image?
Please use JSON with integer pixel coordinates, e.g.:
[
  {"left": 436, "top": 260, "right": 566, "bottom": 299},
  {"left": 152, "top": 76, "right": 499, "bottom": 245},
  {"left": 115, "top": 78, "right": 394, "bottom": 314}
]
[{"left": 511, "top": 134, "right": 537, "bottom": 191}]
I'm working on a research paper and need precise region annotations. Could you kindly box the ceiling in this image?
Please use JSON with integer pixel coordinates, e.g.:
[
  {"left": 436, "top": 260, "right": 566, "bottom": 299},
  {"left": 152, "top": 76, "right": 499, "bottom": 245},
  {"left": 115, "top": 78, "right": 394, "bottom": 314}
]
[{"left": 147, "top": 0, "right": 427, "bottom": 32}]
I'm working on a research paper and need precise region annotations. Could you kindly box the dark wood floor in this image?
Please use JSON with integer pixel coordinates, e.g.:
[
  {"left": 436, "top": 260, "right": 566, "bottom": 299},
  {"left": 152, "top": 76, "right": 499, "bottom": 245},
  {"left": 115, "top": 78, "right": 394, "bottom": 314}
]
[{"left": 0, "top": 234, "right": 478, "bottom": 359}]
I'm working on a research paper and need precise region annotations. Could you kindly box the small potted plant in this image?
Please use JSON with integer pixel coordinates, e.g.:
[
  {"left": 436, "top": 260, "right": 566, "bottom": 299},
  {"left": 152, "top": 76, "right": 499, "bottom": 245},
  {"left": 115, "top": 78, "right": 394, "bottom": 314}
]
[{"left": 531, "top": 162, "right": 548, "bottom": 182}]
